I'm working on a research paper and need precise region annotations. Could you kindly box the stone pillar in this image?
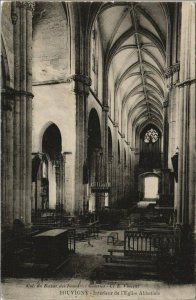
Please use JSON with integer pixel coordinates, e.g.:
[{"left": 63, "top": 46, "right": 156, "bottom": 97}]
[
  {"left": 26, "top": 3, "right": 34, "bottom": 223},
  {"left": 12, "top": 2, "right": 21, "bottom": 220},
  {"left": 55, "top": 157, "right": 61, "bottom": 208},
  {"left": 102, "top": 105, "right": 109, "bottom": 182},
  {"left": 60, "top": 154, "right": 65, "bottom": 210},
  {"left": 31, "top": 152, "right": 42, "bottom": 214},
  {"left": 162, "top": 97, "right": 169, "bottom": 169},
  {"left": 164, "top": 62, "right": 180, "bottom": 211},
  {"left": 108, "top": 155, "right": 113, "bottom": 207},
  {"left": 1, "top": 92, "right": 6, "bottom": 226},
  {"left": 11, "top": 1, "right": 34, "bottom": 224},
  {"left": 101, "top": 105, "right": 109, "bottom": 206},
  {"left": 176, "top": 2, "right": 196, "bottom": 226},
  {"left": 1, "top": 90, "right": 14, "bottom": 227},
  {"left": 113, "top": 123, "right": 119, "bottom": 206},
  {"left": 121, "top": 134, "right": 125, "bottom": 203},
  {"left": 161, "top": 98, "right": 170, "bottom": 203},
  {"left": 73, "top": 74, "right": 91, "bottom": 214},
  {"left": 20, "top": 3, "right": 27, "bottom": 222}
]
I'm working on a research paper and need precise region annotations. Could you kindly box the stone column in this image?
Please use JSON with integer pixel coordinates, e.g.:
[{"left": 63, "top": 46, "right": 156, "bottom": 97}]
[
  {"left": 63, "top": 152, "right": 73, "bottom": 213},
  {"left": 1, "top": 92, "right": 6, "bottom": 226},
  {"left": 26, "top": 2, "right": 34, "bottom": 223},
  {"left": 113, "top": 122, "right": 119, "bottom": 207},
  {"left": 108, "top": 155, "right": 113, "bottom": 206},
  {"left": 11, "top": 1, "right": 34, "bottom": 224},
  {"left": 101, "top": 105, "right": 109, "bottom": 206},
  {"left": 177, "top": 2, "right": 196, "bottom": 226},
  {"left": 55, "top": 156, "right": 61, "bottom": 209},
  {"left": 20, "top": 3, "right": 27, "bottom": 222},
  {"left": 73, "top": 74, "right": 91, "bottom": 214},
  {"left": 161, "top": 98, "right": 169, "bottom": 203},
  {"left": 164, "top": 63, "right": 180, "bottom": 211},
  {"left": 121, "top": 134, "right": 125, "bottom": 202},
  {"left": 162, "top": 97, "right": 169, "bottom": 169},
  {"left": 102, "top": 105, "right": 109, "bottom": 182},
  {"left": 12, "top": 2, "right": 21, "bottom": 220},
  {"left": 1, "top": 90, "right": 14, "bottom": 227},
  {"left": 31, "top": 152, "right": 42, "bottom": 215}
]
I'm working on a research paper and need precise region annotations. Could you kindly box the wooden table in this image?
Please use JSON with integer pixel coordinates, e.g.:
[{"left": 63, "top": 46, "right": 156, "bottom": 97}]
[{"left": 33, "top": 229, "right": 69, "bottom": 270}]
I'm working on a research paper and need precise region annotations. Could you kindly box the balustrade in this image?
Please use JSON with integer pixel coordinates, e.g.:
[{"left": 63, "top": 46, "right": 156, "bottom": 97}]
[{"left": 124, "top": 229, "right": 180, "bottom": 258}]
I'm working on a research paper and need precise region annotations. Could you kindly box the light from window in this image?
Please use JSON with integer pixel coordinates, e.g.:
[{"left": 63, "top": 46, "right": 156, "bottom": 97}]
[
  {"left": 144, "top": 128, "right": 159, "bottom": 143},
  {"left": 144, "top": 176, "right": 158, "bottom": 199}
]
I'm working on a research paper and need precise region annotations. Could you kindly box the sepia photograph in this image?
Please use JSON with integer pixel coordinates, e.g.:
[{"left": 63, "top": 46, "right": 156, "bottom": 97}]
[{"left": 1, "top": 0, "right": 195, "bottom": 299}]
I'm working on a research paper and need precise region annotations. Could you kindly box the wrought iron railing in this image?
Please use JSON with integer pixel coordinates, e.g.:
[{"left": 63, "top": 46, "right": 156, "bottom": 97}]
[{"left": 124, "top": 229, "right": 180, "bottom": 258}]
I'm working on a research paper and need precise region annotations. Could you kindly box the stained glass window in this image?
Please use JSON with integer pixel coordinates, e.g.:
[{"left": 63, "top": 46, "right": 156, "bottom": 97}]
[{"left": 144, "top": 128, "right": 159, "bottom": 143}]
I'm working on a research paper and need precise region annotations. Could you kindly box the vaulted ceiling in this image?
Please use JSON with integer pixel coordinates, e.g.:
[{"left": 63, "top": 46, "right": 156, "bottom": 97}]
[{"left": 97, "top": 2, "right": 168, "bottom": 132}]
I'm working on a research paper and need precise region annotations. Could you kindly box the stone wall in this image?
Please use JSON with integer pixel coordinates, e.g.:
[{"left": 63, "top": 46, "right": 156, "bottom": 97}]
[{"left": 32, "top": 2, "right": 70, "bottom": 83}]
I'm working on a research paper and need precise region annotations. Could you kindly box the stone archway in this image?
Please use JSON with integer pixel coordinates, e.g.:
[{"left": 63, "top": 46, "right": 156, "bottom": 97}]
[
  {"left": 31, "top": 123, "right": 65, "bottom": 218},
  {"left": 42, "top": 123, "right": 64, "bottom": 211},
  {"left": 87, "top": 108, "right": 102, "bottom": 212}
]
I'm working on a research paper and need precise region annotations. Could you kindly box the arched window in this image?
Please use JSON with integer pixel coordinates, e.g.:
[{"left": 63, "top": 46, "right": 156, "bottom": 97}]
[
  {"left": 140, "top": 124, "right": 161, "bottom": 169},
  {"left": 144, "top": 128, "right": 159, "bottom": 144}
]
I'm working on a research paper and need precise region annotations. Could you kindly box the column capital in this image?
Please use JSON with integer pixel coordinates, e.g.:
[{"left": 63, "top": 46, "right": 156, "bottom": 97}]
[
  {"left": 164, "top": 63, "right": 180, "bottom": 79},
  {"left": 1, "top": 87, "right": 34, "bottom": 99},
  {"left": 102, "top": 105, "right": 109, "bottom": 112},
  {"left": 72, "top": 74, "right": 92, "bottom": 86},
  {"left": 19, "top": 1, "right": 35, "bottom": 12},
  {"left": 71, "top": 74, "right": 92, "bottom": 95},
  {"left": 1, "top": 87, "right": 14, "bottom": 97}
]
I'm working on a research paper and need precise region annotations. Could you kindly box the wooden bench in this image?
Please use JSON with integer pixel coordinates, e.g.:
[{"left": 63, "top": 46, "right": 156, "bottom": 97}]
[
  {"left": 107, "top": 232, "right": 119, "bottom": 244},
  {"left": 101, "top": 227, "right": 180, "bottom": 281},
  {"left": 103, "top": 254, "right": 156, "bottom": 263},
  {"left": 99, "top": 261, "right": 158, "bottom": 280},
  {"left": 108, "top": 248, "right": 124, "bottom": 256}
]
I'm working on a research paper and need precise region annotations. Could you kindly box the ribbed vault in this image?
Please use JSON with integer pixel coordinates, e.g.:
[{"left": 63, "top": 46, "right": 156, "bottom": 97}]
[{"left": 96, "top": 2, "right": 168, "bottom": 138}]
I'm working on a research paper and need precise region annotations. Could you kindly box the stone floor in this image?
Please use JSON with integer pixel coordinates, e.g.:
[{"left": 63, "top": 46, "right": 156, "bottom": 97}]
[{"left": 1, "top": 229, "right": 195, "bottom": 300}]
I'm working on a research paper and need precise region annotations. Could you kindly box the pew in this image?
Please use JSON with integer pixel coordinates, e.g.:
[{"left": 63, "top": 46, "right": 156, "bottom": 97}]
[{"left": 101, "top": 228, "right": 180, "bottom": 280}]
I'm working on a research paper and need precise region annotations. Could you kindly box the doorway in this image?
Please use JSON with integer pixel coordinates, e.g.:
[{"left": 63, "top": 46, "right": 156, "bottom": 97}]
[{"left": 144, "top": 176, "right": 159, "bottom": 199}]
